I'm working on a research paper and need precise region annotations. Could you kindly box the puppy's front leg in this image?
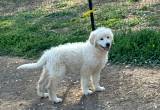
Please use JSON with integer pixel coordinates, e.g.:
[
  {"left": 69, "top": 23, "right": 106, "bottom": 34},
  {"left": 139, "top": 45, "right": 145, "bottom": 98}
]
[
  {"left": 80, "top": 66, "right": 93, "bottom": 95},
  {"left": 81, "top": 75, "right": 93, "bottom": 95},
  {"left": 91, "top": 72, "right": 105, "bottom": 92}
]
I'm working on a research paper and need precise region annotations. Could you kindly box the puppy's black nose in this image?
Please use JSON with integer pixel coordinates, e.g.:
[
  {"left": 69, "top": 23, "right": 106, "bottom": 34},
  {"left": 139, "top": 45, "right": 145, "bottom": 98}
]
[{"left": 106, "top": 43, "right": 110, "bottom": 47}]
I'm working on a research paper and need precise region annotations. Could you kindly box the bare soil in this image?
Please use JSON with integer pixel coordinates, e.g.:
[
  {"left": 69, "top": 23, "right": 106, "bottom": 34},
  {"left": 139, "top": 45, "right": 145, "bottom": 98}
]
[
  {"left": 0, "top": 0, "right": 58, "bottom": 15},
  {"left": 0, "top": 56, "right": 160, "bottom": 110}
]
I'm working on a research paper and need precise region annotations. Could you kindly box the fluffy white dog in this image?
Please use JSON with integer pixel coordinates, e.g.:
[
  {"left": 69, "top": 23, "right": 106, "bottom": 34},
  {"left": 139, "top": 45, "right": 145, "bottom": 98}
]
[{"left": 17, "top": 27, "right": 114, "bottom": 103}]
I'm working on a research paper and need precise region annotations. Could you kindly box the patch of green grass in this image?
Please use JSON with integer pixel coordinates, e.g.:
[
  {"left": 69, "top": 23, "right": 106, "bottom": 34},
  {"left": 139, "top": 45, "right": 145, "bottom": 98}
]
[
  {"left": 0, "top": 6, "right": 88, "bottom": 58},
  {"left": 128, "top": 0, "right": 139, "bottom": 2},
  {"left": 127, "top": 17, "right": 140, "bottom": 26},
  {"left": 148, "top": 15, "right": 160, "bottom": 27},
  {"left": 102, "top": 18, "right": 124, "bottom": 29},
  {"left": 95, "top": 3, "right": 127, "bottom": 20},
  {"left": 110, "top": 29, "right": 160, "bottom": 65},
  {"left": 140, "top": 5, "right": 149, "bottom": 11},
  {"left": 0, "top": 0, "right": 160, "bottom": 66},
  {"left": 0, "top": 19, "right": 14, "bottom": 28},
  {"left": 54, "top": 1, "right": 68, "bottom": 9}
]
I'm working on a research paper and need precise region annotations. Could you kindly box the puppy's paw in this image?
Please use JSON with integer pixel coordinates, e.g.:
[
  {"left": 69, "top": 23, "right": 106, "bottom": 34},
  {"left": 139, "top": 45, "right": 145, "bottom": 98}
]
[
  {"left": 49, "top": 96, "right": 62, "bottom": 103},
  {"left": 37, "top": 92, "right": 49, "bottom": 98},
  {"left": 83, "top": 90, "right": 93, "bottom": 96},
  {"left": 43, "top": 93, "right": 49, "bottom": 98},
  {"left": 54, "top": 97, "right": 63, "bottom": 103},
  {"left": 95, "top": 86, "right": 105, "bottom": 92}
]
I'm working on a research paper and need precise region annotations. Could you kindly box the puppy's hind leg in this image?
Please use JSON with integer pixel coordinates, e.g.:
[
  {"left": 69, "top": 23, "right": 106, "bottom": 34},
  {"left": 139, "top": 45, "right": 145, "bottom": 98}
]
[
  {"left": 47, "top": 77, "right": 63, "bottom": 103},
  {"left": 37, "top": 67, "right": 49, "bottom": 98},
  {"left": 47, "top": 66, "right": 65, "bottom": 103}
]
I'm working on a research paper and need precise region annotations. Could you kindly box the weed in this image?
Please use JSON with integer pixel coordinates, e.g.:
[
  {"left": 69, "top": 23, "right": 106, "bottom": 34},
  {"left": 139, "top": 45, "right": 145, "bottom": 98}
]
[{"left": 128, "top": 0, "right": 139, "bottom": 2}]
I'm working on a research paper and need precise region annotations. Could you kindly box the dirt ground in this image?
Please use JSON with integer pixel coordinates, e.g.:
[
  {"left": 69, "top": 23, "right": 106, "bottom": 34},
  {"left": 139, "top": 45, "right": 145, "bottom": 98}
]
[{"left": 0, "top": 56, "right": 160, "bottom": 110}]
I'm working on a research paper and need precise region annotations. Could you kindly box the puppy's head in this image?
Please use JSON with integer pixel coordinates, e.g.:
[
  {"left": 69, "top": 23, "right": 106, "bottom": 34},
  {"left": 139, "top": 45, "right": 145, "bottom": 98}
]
[{"left": 89, "top": 27, "right": 114, "bottom": 51}]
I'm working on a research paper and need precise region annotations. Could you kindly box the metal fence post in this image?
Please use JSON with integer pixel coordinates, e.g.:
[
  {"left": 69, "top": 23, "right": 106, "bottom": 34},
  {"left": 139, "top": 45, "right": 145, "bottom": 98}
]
[{"left": 88, "top": 0, "right": 95, "bottom": 31}]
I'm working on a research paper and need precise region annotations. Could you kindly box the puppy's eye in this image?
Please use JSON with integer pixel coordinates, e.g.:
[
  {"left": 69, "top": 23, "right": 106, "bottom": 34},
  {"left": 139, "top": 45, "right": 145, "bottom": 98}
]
[
  {"left": 107, "top": 36, "right": 109, "bottom": 39},
  {"left": 100, "top": 38, "right": 103, "bottom": 40}
]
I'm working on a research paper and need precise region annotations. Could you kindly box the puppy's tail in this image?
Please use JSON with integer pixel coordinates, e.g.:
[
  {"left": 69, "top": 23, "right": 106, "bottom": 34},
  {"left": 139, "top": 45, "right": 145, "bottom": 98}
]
[{"left": 17, "top": 55, "right": 46, "bottom": 70}]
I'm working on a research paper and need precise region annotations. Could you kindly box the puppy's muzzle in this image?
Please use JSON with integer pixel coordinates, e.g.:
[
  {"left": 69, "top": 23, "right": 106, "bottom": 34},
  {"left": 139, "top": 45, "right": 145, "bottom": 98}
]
[
  {"left": 100, "top": 43, "right": 111, "bottom": 51},
  {"left": 104, "top": 43, "right": 111, "bottom": 51},
  {"left": 106, "top": 43, "right": 110, "bottom": 48}
]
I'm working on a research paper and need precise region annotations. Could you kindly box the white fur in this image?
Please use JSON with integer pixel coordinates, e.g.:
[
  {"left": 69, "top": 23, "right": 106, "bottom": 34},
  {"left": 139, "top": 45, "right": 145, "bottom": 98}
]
[{"left": 17, "top": 27, "right": 114, "bottom": 103}]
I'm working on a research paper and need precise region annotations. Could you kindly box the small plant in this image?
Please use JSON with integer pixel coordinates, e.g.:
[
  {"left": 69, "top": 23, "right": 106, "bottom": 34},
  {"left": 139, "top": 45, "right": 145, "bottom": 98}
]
[
  {"left": 0, "top": 20, "right": 14, "bottom": 28},
  {"left": 128, "top": 0, "right": 139, "bottom": 2},
  {"left": 140, "top": 5, "right": 149, "bottom": 11},
  {"left": 104, "top": 19, "right": 121, "bottom": 27},
  {"left": 127, "top": 17, "right": 140, "bottom": 26}
]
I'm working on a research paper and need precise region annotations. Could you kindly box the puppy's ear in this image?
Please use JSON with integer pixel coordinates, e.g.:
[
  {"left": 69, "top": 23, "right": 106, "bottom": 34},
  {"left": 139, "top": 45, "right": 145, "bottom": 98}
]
[{"left": 89, "top": 31, "right": 96, "bottom": 45}]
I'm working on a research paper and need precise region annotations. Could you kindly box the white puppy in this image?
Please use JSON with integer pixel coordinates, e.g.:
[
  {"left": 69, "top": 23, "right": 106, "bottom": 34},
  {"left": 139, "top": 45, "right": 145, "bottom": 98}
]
[{"left": 17, "top": 27, "right": 114, "bottom": 103}]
